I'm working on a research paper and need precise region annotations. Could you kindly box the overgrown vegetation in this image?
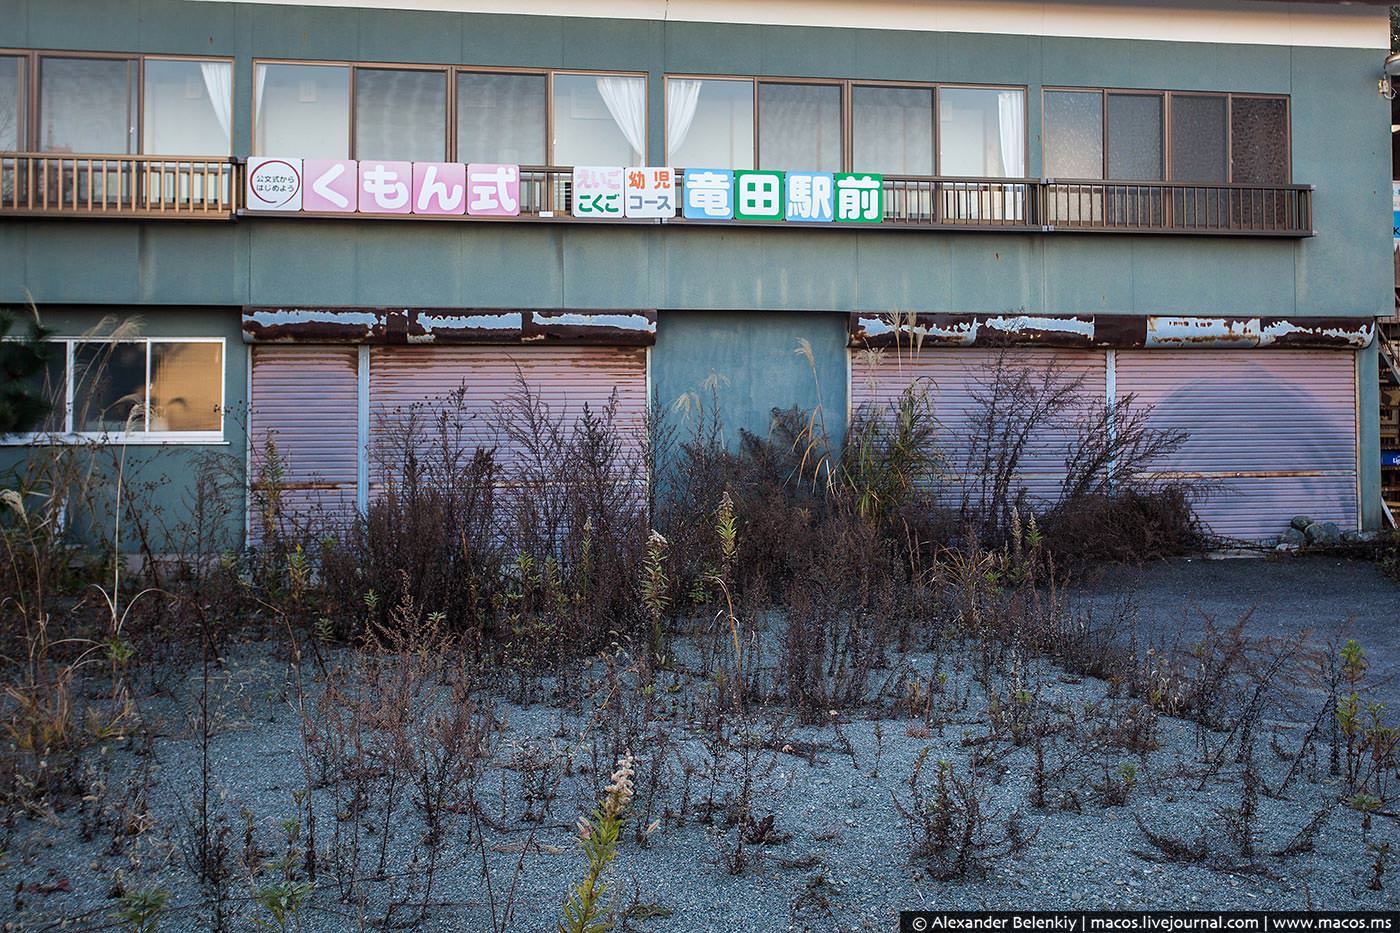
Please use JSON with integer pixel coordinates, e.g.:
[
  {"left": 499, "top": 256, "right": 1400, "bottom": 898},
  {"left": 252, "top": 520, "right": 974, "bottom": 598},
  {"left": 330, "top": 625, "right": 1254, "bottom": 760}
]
[{"left": 3, "top": 328, "right": 1393, "bottom": 927}]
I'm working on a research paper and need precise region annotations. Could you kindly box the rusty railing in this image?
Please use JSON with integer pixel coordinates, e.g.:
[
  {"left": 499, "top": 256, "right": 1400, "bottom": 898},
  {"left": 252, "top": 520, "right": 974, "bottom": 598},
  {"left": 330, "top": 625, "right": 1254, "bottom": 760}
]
[
  {"left": 0, "top": 152, "right": 237, "bottom": 219},
  {"left": 0, "top": 155, "right": 1312, "bottom": 235}
]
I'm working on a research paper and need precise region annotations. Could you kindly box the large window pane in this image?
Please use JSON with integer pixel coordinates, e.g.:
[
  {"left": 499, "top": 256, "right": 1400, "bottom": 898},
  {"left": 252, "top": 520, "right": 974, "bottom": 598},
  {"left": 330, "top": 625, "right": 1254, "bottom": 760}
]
[
  {"left": 457, "top": 72, "right": 546, "bottom": 164},
  {"left": 939, "top": 87, "right": 1024, "bottom": 177},
  {"left": 1044, "top": 90, "right": 1102, "bottom": 178},
  {"left": 1170, "top": 94, "right": 1227, "bottom": 182},
  {"left": 1230, "top": 96, "right": 1288, "bottom": 184},
  {"left": 354, "top": 67, "right": 446, "bottom": 162},
  {"left": 144, "top": 59, "right": 232, "bottom": 156},
  {"left": 39, "top": 57, "right": 136, "bottom": 154},
  {"left": 553, "top": 73, "right": 645, "bottom": 166},
  {"left": 0, "top": 55, "right": 23, "bottom": 151},
  {"left": 668, "top": 77, "right": 753, "bottom": 170},
  {"left": 151, "top": 342, "right": 222, "bottom": 432},
  {"left": 758, "top": 83, "right": 841, "bottom": 172},
  {"left": 254, "top": 63, "right": 350, "bottom": 158},
  {"left": 1107, "top": 93, "right": 1163, "bottom": 180},
  {"left": 852, "top": 85, "right": 933, "bottom": 175},
  {"left": 73, "top": 342, "right": 146, "bottom": 433}
]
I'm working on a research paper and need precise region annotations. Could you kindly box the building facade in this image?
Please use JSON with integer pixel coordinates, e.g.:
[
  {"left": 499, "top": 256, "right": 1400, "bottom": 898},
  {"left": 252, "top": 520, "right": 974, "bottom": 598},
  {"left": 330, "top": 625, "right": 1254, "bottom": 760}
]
[{"left": 0, "top": 0, "right": 1392, "bottom": 545}]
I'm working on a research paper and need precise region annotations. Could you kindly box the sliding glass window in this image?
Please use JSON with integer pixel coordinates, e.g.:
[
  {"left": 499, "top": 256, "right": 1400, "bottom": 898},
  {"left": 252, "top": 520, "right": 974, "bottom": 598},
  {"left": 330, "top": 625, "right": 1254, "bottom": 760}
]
[
  {"left": 852, "top": 85, "right": 934, "bottom": 176},
  {"left": 457, "top": 71, "right": 546, "bottom": 164},
  {"left": 143, "top": 58, "right": 233, "bottom": 156},
  {"left": 254, "top": 63, "right": 351, "bottom": 158},
  {"left": 38, "top": 56, "right": 137, "bottom": 154},
  {"left": 1229, "top": 96, "right": 1288, "bottom": 184},
  {"left": 355, "top": 67, "right": 447, "bottom": 162},
  {"left": 0, "top": 55, "right": 24, "bottom": 151},
  {"left": 1044, "top": 89, "right": 1162, "bottom": 180},
  {"left": 666, "top": 77, "right": 753, "bottom": 170},
  {"left": 757, "top": 82, "right": 841, "bottom": 172},
  {"left": 938, "top": 87, "right": 1025, "bottom": 178},
  {"left": 552, "top": 72, "right": 646, "bottom": 166},
  {"left": 1170, "top": 93, "right": 1228, "bottom": 183}
]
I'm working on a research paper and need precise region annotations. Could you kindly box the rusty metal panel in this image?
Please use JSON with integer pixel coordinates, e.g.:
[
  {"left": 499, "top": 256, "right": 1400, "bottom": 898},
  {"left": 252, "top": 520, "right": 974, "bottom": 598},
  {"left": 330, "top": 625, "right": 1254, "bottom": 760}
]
[
  {"left": 367, "top": 345, "right": 648, "bottom": 489},
  {"left": 248, "top": 345, "right": 360, "bottom": 541},
  {"left": 850, "top": 347, "right": 1107, "bottom": 507},
  {"left": 1115, "top": 349, "right": 1358, "bottom": 540},
  {"left": 849, "top": 313, "right": 1375, "bottom": 351}
]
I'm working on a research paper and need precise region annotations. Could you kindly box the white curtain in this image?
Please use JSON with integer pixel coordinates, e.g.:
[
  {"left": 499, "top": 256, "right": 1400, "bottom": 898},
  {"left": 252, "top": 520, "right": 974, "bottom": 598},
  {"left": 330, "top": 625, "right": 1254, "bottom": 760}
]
[
  {"left": 997, "top": 89, "right": 1026, "bottom": 219},
  {"left": 665, "top": 79, "right": 702, "bottom": 163},
  {"left": 253, "top": 64, "right": 268, "bottom": 149},
  {"left": 199, "top": 61, "right": 233, "bottom": 153},
  {"left": 596, "top": 76, "right": 647, "bottom": 162}
]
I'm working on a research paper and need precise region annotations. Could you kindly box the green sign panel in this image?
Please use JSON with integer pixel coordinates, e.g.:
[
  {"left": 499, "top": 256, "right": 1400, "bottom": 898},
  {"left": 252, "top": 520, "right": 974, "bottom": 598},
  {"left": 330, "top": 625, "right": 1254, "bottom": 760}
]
[
  {"left": 734, "top": 171, "right": 784, "bottom": 221},
  {"left": 834, "top": 173, "right": 884, "bottom": 223}
]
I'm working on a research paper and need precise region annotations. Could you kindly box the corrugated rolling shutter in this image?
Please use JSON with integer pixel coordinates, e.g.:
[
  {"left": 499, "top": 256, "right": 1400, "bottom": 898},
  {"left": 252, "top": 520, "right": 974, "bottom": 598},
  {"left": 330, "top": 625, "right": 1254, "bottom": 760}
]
[
  {"left": 1115, "top": 349, "right": 1358, "bottom": 540},
  {"left": 248, "top": 346, "right": 360, "bottom": 541},
  {"left": 368, "top": 345, "right": 648, "bottom": 489},
  {"left": 850, "top": 348, "right": 1107, "bottom": 506}
]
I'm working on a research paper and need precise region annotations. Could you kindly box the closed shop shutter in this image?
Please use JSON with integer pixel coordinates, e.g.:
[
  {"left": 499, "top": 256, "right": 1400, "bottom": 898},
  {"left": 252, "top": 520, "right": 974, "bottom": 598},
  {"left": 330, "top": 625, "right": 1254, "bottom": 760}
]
[
  {"left": 248, "top": 345, "right": 360, "bottom": 541},
  {"left": 850, "top": 347, "right": 1107, "bottom": 507},
  {"left": 1115, "top": 349, "right": 1358, "bottom": 540},
  {"left": 367, "top": 346, "right": 648, "bottom": 489}
]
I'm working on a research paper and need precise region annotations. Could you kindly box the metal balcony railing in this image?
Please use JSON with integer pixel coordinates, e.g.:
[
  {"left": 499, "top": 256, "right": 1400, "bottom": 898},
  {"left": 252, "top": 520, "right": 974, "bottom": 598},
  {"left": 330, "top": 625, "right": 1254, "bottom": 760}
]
[
  {"left": 0, "top": 152, "right": 237, "bottom": 219},
  {"left": 0, "top": 155, "right": 1313, "bottom": 236}
]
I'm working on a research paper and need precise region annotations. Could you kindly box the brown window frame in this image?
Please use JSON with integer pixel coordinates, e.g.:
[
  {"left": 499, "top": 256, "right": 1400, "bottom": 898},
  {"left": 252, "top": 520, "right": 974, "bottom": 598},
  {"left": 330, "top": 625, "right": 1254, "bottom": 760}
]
[
  {"left": 252, "top": 58, "right": 648, "bottom": 164},
  {"left": 0, "top": 48, "right": 235, "bottom": 157},
  {"left": 664, "top": 73, "right": 1030, "bottom": 178},
  {"left": 1041, "top": 86, "right": 1291, "bottom": 184}
]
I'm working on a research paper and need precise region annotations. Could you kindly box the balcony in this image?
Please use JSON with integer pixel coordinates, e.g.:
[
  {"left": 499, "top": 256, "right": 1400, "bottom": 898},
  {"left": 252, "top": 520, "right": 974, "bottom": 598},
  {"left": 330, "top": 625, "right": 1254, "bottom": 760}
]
[
  {"left": 0, "top": 153, "right": 237, "bottom": 219},
  {"left": 0, "top": 156, "right": 1314, "bottom": 237}
]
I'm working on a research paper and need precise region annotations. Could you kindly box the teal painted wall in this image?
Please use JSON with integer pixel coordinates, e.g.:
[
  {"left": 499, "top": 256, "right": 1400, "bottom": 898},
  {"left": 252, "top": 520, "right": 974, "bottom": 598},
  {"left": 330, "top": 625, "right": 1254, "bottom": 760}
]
[
  {"left": 0, "top": 0, "right": 1392, "bottom": 528},
  {"left": 0, "top": 307, "right": 249, "bottom": 553},
  {"left": 652, "top": 310, "right": 849, "bottom": 450}
]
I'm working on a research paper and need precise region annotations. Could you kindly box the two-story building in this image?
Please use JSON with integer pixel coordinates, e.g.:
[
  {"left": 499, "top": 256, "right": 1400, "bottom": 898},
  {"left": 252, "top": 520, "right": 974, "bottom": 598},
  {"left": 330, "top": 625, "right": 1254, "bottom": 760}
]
[{"left": 0, "top": 0, "right": 1392, "bottom": 546}]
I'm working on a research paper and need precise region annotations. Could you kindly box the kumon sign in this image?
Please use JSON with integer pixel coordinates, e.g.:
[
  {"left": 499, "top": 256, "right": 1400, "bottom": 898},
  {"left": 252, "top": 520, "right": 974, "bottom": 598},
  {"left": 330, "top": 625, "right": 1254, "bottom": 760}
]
[{"left": 245, "top": 158, "right": 885, "bottom": 226}]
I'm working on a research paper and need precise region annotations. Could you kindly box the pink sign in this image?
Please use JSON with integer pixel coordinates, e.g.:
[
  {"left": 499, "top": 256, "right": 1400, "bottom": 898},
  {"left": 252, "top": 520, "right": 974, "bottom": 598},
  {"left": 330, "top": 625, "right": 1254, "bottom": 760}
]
[
  {"left": 413, "top": 162, "right": 466, "bottom": 215},
  {"left": 303, "top": 160, "right": 358, "bottom": 213},
  {"left": 466, "top": 163, "right": 521, "bottom": 217},
  {"left": 358, "top": 161, "right": 413, "bottom": 214}
]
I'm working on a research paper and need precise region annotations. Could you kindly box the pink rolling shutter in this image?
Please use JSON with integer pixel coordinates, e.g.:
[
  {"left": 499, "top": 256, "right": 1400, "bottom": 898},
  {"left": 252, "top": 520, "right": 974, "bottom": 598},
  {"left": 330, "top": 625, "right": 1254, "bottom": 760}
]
[
  {"left": 248, "top": 346, "right": 360, "bottom": 542},
  {"left": 368, "top": 345, "right": 648, "bottom": 489},
  {"left": 850, "top": 348, "right": 1107, "bottom": 507},
  {"left": 1115, "top": 349, "right": 1358, "bottom": 541}
]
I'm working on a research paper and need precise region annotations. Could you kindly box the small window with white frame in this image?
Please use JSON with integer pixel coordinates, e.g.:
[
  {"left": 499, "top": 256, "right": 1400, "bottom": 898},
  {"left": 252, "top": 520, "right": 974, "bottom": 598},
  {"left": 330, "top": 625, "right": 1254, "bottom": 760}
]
[{"left": 3, "top": 337, "right": 225, "bottom": 444}]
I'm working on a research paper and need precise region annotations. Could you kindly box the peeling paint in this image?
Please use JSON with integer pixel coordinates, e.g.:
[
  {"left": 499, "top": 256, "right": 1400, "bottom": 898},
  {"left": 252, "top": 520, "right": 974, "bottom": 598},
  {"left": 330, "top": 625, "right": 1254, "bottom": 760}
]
[
  {"left": 850, "top": 313, "right": 1376, "bottom": 351},
  {"left": 1145, "top": 316, "right": 1260, "bottom": 348},
  {"left": 244, "top": 307, "right": 656, "bottom": 346}
]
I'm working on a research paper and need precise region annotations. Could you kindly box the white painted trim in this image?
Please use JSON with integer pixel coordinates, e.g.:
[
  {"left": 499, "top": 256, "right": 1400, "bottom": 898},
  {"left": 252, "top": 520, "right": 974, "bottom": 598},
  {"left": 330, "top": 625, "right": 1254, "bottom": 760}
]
[
  {"left": 356, "top": 344, "right": 370, "bottom": 516},
  {"left": 183, "top": 0, "right": 1391, "bottom": 50}
]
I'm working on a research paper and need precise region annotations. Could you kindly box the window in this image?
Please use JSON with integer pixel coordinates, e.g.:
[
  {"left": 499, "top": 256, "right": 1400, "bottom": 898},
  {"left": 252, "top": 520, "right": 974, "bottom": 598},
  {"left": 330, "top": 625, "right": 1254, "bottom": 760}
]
[
  {"left": 354, "top": 67, "right": 447, "bottom": 162},
  {"left": 457, "top": 71, "right": 546, "bottom": 164},
  {"left": 552, "top": 72, "right": 645, "bottom": 166},
  {"left": 5, "top": 52, "right": 231, "bottom": 157},
  {"left": 143, "top": 58, "right": 233, "bottom": 156},
  {"left": 666, "top": 77, "right": 753, "bottom": 170},
  {"left": 4, "top": 338, "right": 225, "bottom": 442},
  {"left": 1044, "top": 89, "right": 1163, "bottom": 180},
  {"left": 1044, "top": 90, "right": 1102, "bottom": 178},
  {"left": 852, "top": 85, "right": 934, "bottom": 176},
  {"left": 939, "top": 87, "right": 1025, "bottom": 178},
  {"left": 38, "top": 56, "right": 137, "bottom": 154},
  {"left": 1170, "top": 94, "right": 1227, "bottom": 182},
  {"left": 1229, "top": 96, "right": 1288, "bottom": 184},
  {"left": 0, "top": 55, "right": 23, "bottom": 151},
  {"left": 758, "top": 82, "right": 841, "bottom": 172},
  {"left": 1046, "top": 88, "right": 1285, "bottom": 184},
  {"left": 254, "top": 63, "right": 351, "bottom": 158}
]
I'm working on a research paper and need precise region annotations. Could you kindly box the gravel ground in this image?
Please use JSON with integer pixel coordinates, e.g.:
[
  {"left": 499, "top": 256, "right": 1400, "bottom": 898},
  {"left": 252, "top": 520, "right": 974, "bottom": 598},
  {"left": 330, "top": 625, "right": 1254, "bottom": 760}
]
[
  {"left": 3, "top": 557, "right": 1399, "bottom": 931},
  {"left": 1070, "top": 555, "right": 1400, "bottom": 707}
]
